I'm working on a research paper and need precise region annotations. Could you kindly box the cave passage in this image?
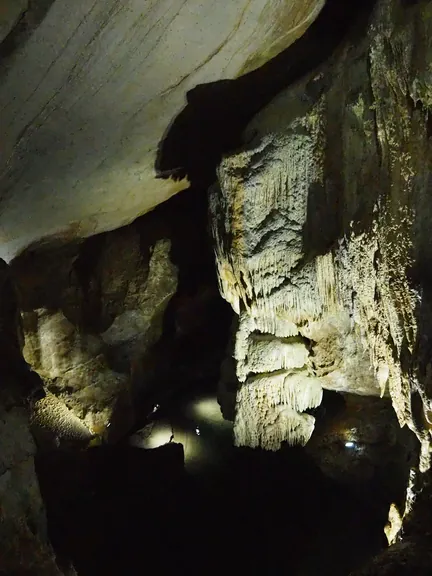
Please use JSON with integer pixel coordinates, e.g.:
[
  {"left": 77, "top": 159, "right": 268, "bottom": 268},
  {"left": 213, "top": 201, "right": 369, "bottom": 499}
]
[
  {"left": 33, "top": 188, "right": 412, "bottom": 576},
  {"left": 36, "top": 387, "right": 406, "bottom": 576},
  {"left": 3, "top": 1, "right": 424, "bottom": 574}
]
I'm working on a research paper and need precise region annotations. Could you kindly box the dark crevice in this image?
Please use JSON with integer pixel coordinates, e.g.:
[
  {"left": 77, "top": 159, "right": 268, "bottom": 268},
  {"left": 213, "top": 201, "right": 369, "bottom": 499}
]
[
  {"left": 0, "top": 0, "right": 56, "bottom": 63},
  {"left": 156, "top": 0, "right": 378, "bottom": 190},
  {"left": 113, "top": 186, "right": 234, "bottom": 436}
]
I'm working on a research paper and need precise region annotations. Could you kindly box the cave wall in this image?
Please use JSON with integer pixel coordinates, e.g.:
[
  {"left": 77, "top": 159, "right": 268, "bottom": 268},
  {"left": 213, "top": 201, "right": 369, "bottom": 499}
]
[
  {"left": 0, "top": 0, "right": 28, "bottom": 44},
  {"left": 0, "top": 0, "right": 325, "bottom": 262},
  {"left": 0, "top": 260, "right": 63, "bottom": 574},
  {"left": 10, "top": 213, "right": 178, "bottom": 440},
  {"left": 210, "top": 0, "right": 432, "bottom": 464}
]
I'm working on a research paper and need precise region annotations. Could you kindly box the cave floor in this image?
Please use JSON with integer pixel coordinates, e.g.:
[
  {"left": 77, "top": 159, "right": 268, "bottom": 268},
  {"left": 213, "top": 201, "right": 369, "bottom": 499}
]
[{"left": 35, "top": 387, "right": 401, "bottom": 576}]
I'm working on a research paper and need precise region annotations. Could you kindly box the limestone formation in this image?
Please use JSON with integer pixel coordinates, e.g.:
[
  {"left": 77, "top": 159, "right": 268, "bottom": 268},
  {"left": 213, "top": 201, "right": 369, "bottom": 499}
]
[
  {"left": 0, "top": 0, "right": 324, "bottom": 262},
  {"left": 30, "top": 393, "right": 93, "bottom": 450},
  {"left": 0, "top": 259, "right": 63, "bottom": 574},
  {"left": 12, "top": 223, "right": 178, "bottom": 437},
  {"left": 350, "top": 470, "right": 432, "bottom": 575},
  {"left": 210, "top": 0, "right": 432, "bottom": 465}
]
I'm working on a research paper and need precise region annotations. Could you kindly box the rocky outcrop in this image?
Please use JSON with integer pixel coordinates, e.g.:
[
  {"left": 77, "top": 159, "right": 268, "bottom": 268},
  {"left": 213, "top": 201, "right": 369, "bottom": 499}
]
[
  {"left": 0, "top": 259, "right": 63, "bottom": 574},
  {"left": 350, "top": 471, "right": 432, "bottom": 575},
  {"left": 0, "top": 0, "right": 325, "bottom": 262},
  {"left": 210, "top": 0, "right": 432, "bottom": 464},
  {"left": 11, "top": 221, "right": 177, "bottom": 438}
]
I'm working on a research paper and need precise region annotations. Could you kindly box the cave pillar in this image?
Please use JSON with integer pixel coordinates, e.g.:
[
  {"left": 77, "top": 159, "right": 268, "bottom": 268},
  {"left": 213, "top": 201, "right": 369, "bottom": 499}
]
[{"left": 210, "top": 0, "right": 432, "bottom": 466}]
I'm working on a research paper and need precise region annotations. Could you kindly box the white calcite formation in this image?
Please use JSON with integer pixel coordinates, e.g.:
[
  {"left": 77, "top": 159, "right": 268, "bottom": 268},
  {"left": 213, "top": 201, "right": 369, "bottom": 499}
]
[{"left": 210, "top": 0, "right": 432, "bottom": 466}]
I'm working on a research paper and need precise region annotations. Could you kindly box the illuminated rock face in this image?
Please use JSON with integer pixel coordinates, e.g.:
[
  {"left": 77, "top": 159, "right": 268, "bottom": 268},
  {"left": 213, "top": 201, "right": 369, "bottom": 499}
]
[
  {"left": 211, "top": 0, "right": 432, "bottom": 459},
  {"left": 0, "top": 0, "right": 324, "bottom": 262},
  {"left": 12, "top": 223, "right": 177, "bottom": 436},
  {"left": 0, "top": 259, "right": 63, "bottom": 573}
]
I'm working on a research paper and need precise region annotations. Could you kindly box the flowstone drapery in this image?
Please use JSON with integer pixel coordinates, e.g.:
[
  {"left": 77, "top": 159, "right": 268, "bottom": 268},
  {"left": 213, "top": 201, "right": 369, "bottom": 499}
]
[{"left": 210, "top": 0, "right": 432, "bottom": 469}]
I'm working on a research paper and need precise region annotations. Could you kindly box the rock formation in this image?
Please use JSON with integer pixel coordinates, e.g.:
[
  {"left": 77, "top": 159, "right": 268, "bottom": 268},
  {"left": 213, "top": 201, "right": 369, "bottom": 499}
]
[
  {"left": 2, "top": 0, "right": 432, "bottom": 572},
  {"left": 11, "top": 219, "right": 178, "bottom": 439},
  {"left": 0, "top": 0, "right": 28, "bottom": 44},
  {"left": 210, "top": 0, "right": 432, "bottom": 470},
  {"left": 0, "top": 259, "right": 63, "bottom": 574},
  {"left": 0, "top": 0, "right": 324, "bottom": 262}
]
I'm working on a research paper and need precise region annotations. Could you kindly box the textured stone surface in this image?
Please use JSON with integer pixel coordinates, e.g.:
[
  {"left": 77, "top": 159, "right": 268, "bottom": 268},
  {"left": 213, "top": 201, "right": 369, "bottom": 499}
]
[
  {"left": 210, "top": 0, "right": 432, "bottom": 460},
  {"left": 0, "top": 0, "right": 324, "bottom": 262},
  {"left": 0, "top": 0, "right": 28, "bottom": 44},
  {"left": 12, "top": 223, "right": 177, "bottom": 436},
  {"left": 306, "top": 394, "right": 417, "bottom": 486},
  {"left": 349, "top": 471, "right": 432, "bottom": 575},
  {"left": 30, "top": 393, "right": 93, "bottom": 449},
  {"left": 0, "top": 259, "right": 63, "bottom": 574}
]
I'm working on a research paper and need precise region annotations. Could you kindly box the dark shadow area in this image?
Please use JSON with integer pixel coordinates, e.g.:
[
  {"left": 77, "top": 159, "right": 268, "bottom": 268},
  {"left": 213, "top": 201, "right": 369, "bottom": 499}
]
[
  {"left": 36, "top": 435, "right": 401, "bottom": 576},
  {"left": 0, "top": 0, "right": 56, "bottom": 63},
  {"left": 156, "top": 0, "right": 378, "bottom": 189},
  {"left": 121, "top": 186, "right": 234, "bottom": 436},
  {"left": 307, "top": 392, "right": 418, "bottom": 512},
  {"left": 96, "top": 185, "right": 234, "bottom": 442},
  {"left": 35, "top": 383, "right": 415, "bottom": 575},
  {"left": 35, "top": 443, "right": 187, "bottom": 576},
  {"left": 404, "top": 168, "right": 432, "bottom": 434},
  {"left": 350, "top": 469, "right": 432, "bottom": 576}
]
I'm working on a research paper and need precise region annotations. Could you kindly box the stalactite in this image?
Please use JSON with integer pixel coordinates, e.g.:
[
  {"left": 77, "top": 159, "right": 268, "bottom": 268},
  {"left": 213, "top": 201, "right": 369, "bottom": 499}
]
[{"left": 210, "top": 0, "right": 432, "bottom": 473}]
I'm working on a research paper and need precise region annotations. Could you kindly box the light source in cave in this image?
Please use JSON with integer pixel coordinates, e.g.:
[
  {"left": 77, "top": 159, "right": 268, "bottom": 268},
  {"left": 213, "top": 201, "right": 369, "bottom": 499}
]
[
  {"left": 136, "top": 421, "right": 173, "bottom": 449},
  {"left": 345, "top": 441, "right": 355, "bottom": 449},
  {"left": 130, "top": 395, "right": 233, "bottom": 471},
  {"left": 187, "top": 395, "right": 227, "bottom": 426},
  {"left": 130, "top": 418, "right": 204, "bottom": 467}
]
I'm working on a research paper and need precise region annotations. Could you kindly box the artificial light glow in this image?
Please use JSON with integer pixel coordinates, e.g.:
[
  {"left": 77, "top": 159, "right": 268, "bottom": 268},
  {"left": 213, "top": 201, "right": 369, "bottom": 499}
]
[
  {"left": 135, "top": 421, "right": 203, "bottom": 466},
  {"left": 141, "top": 422, "right": 173, "bottom": 449},
  {"left": 187, "top": 396, "right": 226, "bottom": 426},
  {"left": 131, "top": 394, "right": 233, "bottom": 473},
  {"left": 345, "top": 441, "right": 355, "bottom": 448}
]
